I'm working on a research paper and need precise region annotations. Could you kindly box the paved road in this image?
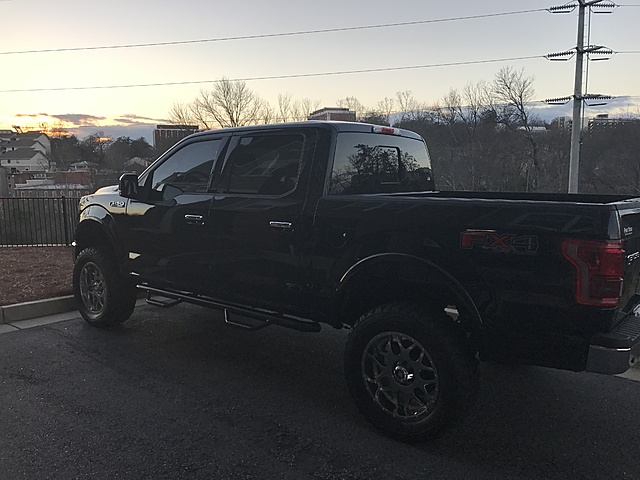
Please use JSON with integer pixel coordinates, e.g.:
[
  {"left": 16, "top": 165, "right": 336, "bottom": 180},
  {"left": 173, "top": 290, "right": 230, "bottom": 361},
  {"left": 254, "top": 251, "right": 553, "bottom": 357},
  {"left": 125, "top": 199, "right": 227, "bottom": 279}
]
[{"left": 1, "top": 304, "right": 640, "bottom": 480}]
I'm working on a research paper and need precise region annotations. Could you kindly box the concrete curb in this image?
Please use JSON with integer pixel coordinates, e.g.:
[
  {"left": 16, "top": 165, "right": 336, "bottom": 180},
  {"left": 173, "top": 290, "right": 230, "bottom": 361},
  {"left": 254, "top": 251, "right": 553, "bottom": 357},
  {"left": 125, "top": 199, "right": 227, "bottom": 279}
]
[{"left": 0, "top": 295, "right": 76, "bottom": 324}]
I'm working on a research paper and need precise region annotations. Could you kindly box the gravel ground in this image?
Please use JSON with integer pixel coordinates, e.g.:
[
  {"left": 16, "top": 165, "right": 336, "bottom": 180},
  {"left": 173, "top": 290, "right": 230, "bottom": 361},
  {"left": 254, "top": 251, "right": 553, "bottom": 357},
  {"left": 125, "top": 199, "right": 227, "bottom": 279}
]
[{"left": 0, "top": 246, "right": 73, "bottom": 306}]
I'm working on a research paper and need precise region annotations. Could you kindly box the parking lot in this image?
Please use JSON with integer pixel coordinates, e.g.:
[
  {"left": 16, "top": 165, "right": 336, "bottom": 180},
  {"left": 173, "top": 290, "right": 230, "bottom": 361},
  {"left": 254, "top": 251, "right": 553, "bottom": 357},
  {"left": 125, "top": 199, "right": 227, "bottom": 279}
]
[{"left": 1, "top": 303, "right": 640, "bottom": 480}]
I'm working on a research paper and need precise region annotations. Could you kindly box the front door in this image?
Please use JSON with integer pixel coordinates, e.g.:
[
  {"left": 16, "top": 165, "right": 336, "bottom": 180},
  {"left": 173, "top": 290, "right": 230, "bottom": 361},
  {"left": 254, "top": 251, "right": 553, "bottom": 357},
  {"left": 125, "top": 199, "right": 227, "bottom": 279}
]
[{"left": 122, "top": 136, "right": 226, "bottom": 294}]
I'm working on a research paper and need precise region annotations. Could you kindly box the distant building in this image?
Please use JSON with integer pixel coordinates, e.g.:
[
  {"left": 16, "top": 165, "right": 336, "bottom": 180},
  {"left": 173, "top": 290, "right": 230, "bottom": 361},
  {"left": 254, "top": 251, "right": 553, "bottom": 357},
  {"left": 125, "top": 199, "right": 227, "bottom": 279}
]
[
  {"left": 308, "top": 107, "right": 357, "bottom": 122},
  {"left": 0, "top": 166, "right": 8, "bottom": 196},
  {"left": 153, "top": 125, "right": 199, "bottom": 153},
  {"left": 68, "top": 161, "right": 99, "bottom": 172},
  {"left": 124, "top": 157, "right": 153, "bottom": 174},
  {"left": 550, "top": 116, "right": 572, "bottom": 131},
  {"left": 0, "top": 130, "right": 51, "bottom": 174},
  {"left": 0, "top": 149, "right": 50, "bottom": 173},
  {"left": 588, "top": 114, "right": 639, "bottom": 132},
  {"left": 13, "top": 183, "right": 91, "bottom": 198},
  {"left": 17, "top": 131, "right": 51, "bottom": 153},
  {"left": 12, "top": 171, "right": 92, "bottom": 198},
  {"left": 517, "top": 126, "right": 548, "bottom": 134}
]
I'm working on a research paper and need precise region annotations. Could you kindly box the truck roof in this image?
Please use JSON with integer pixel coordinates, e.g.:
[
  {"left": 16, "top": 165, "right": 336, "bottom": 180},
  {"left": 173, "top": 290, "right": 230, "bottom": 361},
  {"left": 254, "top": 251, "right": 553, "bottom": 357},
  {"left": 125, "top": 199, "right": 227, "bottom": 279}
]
[{"left": 184, "top": 120, "right": 423, "bottom": 141}]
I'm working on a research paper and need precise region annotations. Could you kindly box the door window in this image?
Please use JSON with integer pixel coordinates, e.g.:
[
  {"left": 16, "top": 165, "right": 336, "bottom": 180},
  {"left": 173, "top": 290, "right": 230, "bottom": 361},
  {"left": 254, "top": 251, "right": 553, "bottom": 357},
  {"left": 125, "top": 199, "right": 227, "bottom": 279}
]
[
  {"left": 222, "top": 134, "right": 303, "bottom": 196},
  {"left": 150, "top": 139, "right": 222, "bottom": 200}
]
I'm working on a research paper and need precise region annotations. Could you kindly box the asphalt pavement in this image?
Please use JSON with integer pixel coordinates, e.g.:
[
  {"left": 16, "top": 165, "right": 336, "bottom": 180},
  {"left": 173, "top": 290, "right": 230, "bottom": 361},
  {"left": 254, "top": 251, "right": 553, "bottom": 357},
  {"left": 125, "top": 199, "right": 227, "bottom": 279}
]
[{"left": 1, "top": 302, "right": 640, "bottom": 479}]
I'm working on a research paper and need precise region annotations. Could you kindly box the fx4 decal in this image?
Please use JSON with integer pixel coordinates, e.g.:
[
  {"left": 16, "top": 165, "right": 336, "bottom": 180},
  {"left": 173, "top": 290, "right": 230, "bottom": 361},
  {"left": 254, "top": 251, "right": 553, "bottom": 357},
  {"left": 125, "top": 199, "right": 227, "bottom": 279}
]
[{"left": 461, "top": 230, "right": 539, "bottom": 256}]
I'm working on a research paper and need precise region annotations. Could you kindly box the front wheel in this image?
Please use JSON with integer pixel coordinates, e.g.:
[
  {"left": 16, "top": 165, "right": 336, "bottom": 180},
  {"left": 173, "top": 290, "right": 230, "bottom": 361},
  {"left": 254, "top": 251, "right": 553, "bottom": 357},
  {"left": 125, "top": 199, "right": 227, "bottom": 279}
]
[
  {"left": 344, "top": 303, "right": 478, "bottom": 442},
  {"left": 73, "top": 247, "right": 136, "bottom": 328}
]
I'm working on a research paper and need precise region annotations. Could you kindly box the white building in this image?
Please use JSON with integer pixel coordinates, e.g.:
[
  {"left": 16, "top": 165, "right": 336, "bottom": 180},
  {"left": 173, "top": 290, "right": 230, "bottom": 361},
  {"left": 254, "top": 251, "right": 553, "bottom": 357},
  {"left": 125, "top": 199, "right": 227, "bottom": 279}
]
[
  {"left": 0, "top": 131, "right": 51, "bottom": 173},
  {"left": 0, "top": 148, "right": 50, "bottom": 173}
]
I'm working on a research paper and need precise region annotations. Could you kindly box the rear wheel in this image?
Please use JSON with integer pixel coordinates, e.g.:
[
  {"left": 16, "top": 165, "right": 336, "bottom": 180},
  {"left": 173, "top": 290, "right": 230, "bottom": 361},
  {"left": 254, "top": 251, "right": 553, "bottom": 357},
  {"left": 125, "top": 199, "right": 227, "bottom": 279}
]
[
  {"left": 344, "top": 303, "right": 478, "bottom": 442},
  {"left": 73, "top": 247, "right": 136, "bottom": 328}
]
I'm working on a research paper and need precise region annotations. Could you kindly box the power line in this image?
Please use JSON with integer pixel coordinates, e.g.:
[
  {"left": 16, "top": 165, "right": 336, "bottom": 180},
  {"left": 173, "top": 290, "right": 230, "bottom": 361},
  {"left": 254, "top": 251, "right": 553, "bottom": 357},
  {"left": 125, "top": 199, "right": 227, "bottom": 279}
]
[
  {"left": 0, "top": 9, "right": 547, "bottom": 56},
  {"left": 0, "top": 55, "right": 543, "bottom": 93}
]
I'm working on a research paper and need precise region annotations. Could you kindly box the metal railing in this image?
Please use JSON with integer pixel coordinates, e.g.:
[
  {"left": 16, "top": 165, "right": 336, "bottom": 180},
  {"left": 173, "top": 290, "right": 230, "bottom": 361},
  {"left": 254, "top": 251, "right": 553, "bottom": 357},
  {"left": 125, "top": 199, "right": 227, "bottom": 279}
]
[{"left": 0, "top": 197, "right": 80, "bottom": 247}]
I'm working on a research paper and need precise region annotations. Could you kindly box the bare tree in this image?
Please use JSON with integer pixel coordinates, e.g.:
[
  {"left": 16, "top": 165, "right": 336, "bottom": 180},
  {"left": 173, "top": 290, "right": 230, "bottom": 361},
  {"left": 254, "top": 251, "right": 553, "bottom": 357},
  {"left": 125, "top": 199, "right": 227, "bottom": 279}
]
[
  {"left": 258, "top": 99, "right": 276, "bottom": 125},
  {"left": 361, "top": 97, "right": 396, "bottom": 126},
  {"left": 290, "top": 97, "right": 320, "bottom": 122},
  {"left": 170, "top": 78, "right": 266, "bottom": 130},
  {"left": 276, "top": 95, "right": 322, "bottom": 122},
  {"left": 489, "top": 66, "right": 540, "bottom": 191},
  {"left": 337, "top": 96, "right": 366, "bottom": 118},
  {"left": 377, "top": 97, "right": 395, "bottom": 119},
  {"left": 277, "top": 93, "right": 293, "bottom": 122},
  {"left": 436, "top": 89, "right": 462, "bottom": 126},
  {"left": 192, "top": 78, "right": 265, "bottom": 128},
  {"left": 433, "top": 85, "right": 494, "bottom": 190},
  {"left": 396, "top": 90, "right": 425, "bottom": 121},
  {"left": 169, "top": 102, "right": 195, "bottom": 126}
]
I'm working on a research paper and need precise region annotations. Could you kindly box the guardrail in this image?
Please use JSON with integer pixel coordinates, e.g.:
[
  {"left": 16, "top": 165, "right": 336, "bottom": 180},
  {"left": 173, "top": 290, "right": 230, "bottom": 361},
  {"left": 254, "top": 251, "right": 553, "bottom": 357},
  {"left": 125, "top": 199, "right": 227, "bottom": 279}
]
[{"left": 0, "top": 197, "right": 80, "bottom": 247}]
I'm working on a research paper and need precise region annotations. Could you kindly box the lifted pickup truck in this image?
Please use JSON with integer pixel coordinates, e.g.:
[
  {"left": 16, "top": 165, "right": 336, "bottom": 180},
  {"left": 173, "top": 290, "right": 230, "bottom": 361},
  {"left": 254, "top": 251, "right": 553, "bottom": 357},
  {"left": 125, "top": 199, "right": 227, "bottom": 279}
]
[{"left": 73, "top": 121, "right": 640, "bottom": 441}]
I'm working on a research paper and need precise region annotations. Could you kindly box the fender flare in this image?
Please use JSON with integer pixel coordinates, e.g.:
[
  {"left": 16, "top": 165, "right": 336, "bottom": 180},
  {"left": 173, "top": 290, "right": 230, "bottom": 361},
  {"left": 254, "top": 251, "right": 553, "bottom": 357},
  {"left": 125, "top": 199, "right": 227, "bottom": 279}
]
[
  {"left": 335, "top": 252, "right": 483, "bottom": 333},
  {"left": 74, "top": 205, "right": 120, "bottom": 261}
]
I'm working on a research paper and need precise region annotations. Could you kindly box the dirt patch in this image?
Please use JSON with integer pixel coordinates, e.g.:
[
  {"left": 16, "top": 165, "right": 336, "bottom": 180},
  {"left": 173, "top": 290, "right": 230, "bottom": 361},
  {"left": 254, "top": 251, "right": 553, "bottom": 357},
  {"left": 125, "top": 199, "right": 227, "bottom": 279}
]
[{"left": 0, "top": 247, "right": 74, "bottom": 306}]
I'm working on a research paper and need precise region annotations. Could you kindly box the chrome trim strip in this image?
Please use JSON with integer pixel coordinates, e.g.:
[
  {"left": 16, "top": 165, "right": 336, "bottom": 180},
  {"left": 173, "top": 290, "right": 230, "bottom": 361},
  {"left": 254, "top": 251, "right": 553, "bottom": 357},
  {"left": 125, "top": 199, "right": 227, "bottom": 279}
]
[{"left": 269, "top": 221, "right": 293, "bottom": 230}]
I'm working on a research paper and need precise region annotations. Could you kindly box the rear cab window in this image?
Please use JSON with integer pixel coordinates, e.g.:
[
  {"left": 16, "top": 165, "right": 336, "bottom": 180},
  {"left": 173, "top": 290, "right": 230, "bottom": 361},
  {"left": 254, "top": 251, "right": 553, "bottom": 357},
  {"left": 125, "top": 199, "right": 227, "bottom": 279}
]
[{"left": 329, "top": 132, "right": 434, "bottom": 195}]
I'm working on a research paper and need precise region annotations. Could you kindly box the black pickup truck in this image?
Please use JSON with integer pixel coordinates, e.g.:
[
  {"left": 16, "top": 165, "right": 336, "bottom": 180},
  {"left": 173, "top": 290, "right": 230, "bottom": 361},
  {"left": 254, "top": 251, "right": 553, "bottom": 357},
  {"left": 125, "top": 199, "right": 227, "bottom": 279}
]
[{"left": 73, "top": 121, "right": 640, "bottom": 441}]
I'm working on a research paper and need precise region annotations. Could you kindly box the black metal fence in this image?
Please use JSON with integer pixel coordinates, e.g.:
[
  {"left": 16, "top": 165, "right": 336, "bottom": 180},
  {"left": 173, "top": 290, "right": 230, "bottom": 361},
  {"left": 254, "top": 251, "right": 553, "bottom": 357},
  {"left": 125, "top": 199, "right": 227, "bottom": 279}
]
[{"left": 0, "top": 197, "right": 80, "bottom": 247}]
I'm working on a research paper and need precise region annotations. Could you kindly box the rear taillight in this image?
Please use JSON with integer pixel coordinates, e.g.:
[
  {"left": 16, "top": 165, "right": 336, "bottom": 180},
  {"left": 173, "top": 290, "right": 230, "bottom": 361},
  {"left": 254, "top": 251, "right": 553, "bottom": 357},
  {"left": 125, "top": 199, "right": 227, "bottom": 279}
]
[{"left": 561, "top": 239, "right": 625, "bottom": 307}]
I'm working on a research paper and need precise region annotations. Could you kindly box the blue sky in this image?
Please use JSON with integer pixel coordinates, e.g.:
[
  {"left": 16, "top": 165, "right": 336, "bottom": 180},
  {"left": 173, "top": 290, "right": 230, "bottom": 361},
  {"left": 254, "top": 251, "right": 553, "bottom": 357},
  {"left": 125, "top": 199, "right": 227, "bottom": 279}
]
[{"left": 1, "top": 0, "right": 639, "bottom": 141}]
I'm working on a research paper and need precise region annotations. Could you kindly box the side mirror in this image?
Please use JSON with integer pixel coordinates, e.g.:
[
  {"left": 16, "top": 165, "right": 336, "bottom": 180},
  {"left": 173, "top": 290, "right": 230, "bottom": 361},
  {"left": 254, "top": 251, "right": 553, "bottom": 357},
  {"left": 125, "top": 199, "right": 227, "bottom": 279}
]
[{"left": 119, "top": 173, "right": 141, "bottom": 199}]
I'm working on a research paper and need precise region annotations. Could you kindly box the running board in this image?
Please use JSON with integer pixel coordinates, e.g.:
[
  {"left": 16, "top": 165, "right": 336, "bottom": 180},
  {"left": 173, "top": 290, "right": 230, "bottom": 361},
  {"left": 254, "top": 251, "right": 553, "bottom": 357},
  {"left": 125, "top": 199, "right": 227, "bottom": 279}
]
[
  {"left": 137, "top": 284, "right": 321, "bottom": 333},
  {"left": 224, "top": 310, "right": 272, "bottom": 331},
  {"left": 145, "top": 291, "right": 182, "bottom": 308}
]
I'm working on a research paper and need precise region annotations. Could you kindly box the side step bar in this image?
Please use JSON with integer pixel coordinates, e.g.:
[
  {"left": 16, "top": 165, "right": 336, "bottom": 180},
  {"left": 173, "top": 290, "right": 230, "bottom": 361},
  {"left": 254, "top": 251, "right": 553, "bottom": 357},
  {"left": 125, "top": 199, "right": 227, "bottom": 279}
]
[
  {"left": 145, "top": 291, "right": 182, "bottom": 308},
  {"left": 137, "top": 284, "right": 321, "bottom": 333}
]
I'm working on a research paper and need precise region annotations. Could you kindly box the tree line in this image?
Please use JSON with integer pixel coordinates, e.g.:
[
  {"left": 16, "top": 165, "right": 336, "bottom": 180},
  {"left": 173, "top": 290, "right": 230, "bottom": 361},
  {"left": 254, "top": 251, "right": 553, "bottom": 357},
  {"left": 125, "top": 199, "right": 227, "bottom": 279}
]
[
  {"left": 51, "top": 133, "right": 155, "bottom": 172},
  {"left": 169, "top": 68, "right": 640, "bottom": 194},
  {"left": 47, "top": 66, "right": 638, "bottom": 194}
]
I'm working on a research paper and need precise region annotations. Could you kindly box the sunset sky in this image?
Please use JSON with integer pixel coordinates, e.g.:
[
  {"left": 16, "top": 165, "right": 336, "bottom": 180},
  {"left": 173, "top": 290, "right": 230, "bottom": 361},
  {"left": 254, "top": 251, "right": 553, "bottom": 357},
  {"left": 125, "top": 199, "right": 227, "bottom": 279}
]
[{"left": 1, "top": 0, "right": 639, "bottom": 141}]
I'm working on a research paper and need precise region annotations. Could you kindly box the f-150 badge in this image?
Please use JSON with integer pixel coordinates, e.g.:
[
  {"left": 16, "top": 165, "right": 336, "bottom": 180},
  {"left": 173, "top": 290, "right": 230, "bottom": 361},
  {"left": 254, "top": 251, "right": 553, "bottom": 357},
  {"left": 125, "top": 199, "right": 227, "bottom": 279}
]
[{"left": 461, "top": 230, "right": 539, "bottom": 256}]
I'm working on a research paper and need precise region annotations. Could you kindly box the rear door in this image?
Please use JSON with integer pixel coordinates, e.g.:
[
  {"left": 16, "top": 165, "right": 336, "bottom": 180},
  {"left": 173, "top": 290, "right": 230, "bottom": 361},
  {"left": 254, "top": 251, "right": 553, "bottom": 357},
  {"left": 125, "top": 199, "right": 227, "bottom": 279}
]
[{"left": 205, "top": 127, "right": 318, "bottom": 314}]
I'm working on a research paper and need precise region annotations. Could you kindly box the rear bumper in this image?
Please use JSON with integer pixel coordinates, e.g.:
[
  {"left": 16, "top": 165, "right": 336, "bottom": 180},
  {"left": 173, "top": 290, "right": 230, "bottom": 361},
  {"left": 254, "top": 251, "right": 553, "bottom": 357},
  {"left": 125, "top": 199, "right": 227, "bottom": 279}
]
[
  {"left": 586, "top": 344, "right": 640, "bottom": 374},
  {"left": 586, "top": 312, "right": 640, "bottom": 374}
]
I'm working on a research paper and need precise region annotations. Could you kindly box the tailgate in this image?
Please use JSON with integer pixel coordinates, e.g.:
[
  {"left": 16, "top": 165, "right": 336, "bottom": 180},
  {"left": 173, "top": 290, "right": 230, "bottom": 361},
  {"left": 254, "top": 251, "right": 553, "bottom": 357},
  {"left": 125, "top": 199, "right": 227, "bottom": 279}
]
[
  {"left": 616, "top": 201, "right": 640, "bottom": 311},
  {"left": 585, "top": 200, "right": 640, "bottom": 373}
]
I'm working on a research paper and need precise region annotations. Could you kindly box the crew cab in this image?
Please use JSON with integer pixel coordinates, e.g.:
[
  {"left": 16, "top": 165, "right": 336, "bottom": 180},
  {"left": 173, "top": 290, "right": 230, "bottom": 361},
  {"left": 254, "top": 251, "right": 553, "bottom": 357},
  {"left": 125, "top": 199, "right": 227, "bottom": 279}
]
[{"left": 73, "top": 121, "right": 640, "bottom": 441}]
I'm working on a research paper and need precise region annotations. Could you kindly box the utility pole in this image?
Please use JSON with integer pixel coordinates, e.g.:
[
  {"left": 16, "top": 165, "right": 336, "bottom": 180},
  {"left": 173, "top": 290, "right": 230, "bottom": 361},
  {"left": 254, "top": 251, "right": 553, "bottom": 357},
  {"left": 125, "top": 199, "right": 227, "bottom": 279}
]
[
  {"left": 546, "top": 1, "right": 616, "bottom": 193},
  {"left": 568, "top": 1, "right": 588, "bottom": 193}
]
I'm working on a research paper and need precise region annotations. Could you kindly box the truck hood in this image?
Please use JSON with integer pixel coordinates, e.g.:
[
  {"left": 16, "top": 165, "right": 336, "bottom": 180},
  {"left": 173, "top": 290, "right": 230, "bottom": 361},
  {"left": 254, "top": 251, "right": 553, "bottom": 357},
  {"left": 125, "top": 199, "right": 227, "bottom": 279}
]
[
  {"left": 94, "top": 185, "right": 119, "bottom": 195},
  {"left": 79, "top": 185, "right": 124, "bottom": 212}
]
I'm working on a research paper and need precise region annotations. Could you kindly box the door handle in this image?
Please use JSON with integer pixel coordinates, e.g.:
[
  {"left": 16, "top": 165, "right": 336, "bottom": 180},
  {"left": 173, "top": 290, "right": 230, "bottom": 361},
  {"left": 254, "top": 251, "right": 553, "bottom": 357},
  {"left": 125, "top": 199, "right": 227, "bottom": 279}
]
[
  {"left": 269, "top": 221, "right": 293, "bottom": 230},
  {"left": 185, "top": 214, "right": 205, "bottom": 225}
]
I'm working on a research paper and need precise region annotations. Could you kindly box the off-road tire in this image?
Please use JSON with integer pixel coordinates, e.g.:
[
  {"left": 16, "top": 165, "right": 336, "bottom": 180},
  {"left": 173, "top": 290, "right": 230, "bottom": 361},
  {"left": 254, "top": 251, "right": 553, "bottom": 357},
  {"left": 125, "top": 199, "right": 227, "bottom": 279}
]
[
  {"left": 344, "top": 303, "right": 479, "bottom": 442},
  {"left": 73, "top": 247, "right": 136, "bottom": 328}
]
